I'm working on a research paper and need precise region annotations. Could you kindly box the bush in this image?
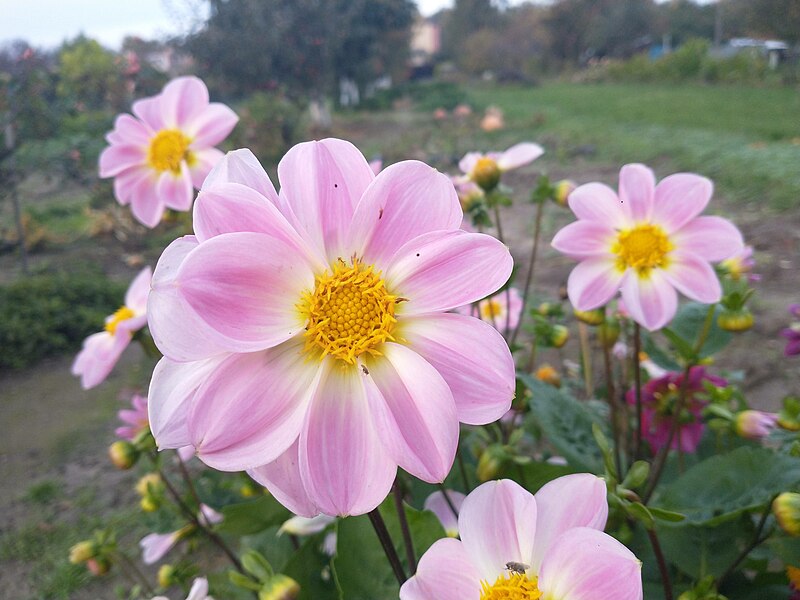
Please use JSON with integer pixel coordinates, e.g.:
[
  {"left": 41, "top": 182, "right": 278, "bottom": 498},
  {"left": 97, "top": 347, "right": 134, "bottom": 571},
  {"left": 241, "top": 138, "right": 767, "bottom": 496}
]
[
  {"left": 229, "top": 92, "right": 304, "bottom": 164},
  {"left": 0, "top": 271, "right": 125, "bottom": 370}
]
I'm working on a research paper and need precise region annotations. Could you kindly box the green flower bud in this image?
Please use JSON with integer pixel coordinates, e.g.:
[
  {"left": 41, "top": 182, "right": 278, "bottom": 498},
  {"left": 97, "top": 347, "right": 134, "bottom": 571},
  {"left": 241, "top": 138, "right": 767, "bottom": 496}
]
[
  {"left": 69, "top": 540, "right": 95, "bottom": 564},
  {"left": 717, "top": 308, "right": 754, "bottom": 332},
  {"left": 477, "top": 444, "right": 507, "bottom": 482},
  {"left": 108, "top": 441, "right": 139, "bottom": 470},
  {"left": 574, "top": 308, "right": 605, "bottom": 326},
  {"left": 551, "top": 324, "right": 569, "bottom": 348},
  {"left": 260, "top": 574, "right": 301, "bottom": 600},
  {"left": 158, "top": 564, "right": 177, "bottom": 588},
  {"left": 774, "top": 492, "right": 800, "bottom": 536}
]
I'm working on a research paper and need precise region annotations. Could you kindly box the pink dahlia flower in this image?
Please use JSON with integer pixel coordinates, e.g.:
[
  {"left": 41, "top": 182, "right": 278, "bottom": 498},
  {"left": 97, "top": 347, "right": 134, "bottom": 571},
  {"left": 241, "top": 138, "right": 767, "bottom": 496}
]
[
  {"left": 424, "top": 489, "right": 466, "bottom": 537},
  {"left": 116, "top": 393, "right": 149, "bottom": 440},
  {"left": 627, "top": 366, "right": 726, "bottom": 454},
  {"left": 147, "top": 140, "right": 515, "bottom": 517},
  {"left": 735, "top": 409, "right": 779, "bottom": 440},
  {"left": 459, "top": 142, "right": 544, "bottom": 190},
  {"left": 400, "top": 476, "right": 642, "bottom": 600},
  {"left": 456, "top": 288, "right": 522, "bottom": 334},
  {"left": 552, "top": 164, "right": 743, "bottom": 331},
  {"left": 99, "top": 76, "right": 238, "bottom": 228},
  {"left": 72, "top": 267, "right": 151, "bottom": 389}
]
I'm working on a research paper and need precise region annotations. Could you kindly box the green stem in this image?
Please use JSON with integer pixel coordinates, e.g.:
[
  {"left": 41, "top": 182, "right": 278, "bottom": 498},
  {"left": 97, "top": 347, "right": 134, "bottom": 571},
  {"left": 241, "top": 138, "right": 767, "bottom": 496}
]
[
  {"left": 509, "top": 200, "right": 545, "bottom": 347},
  {"left": 633, "top": 323, "right": 643, "bottom": 460},
  {"left": 602, "top": 339, "right": 623, "bottom": 477},
  {"left": 717, "top": 505, "right": 774, "bottom": 589}
]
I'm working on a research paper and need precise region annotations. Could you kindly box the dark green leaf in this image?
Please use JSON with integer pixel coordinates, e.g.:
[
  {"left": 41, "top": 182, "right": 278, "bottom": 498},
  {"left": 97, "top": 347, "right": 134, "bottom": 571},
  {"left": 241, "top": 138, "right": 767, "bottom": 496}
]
[
  {"left": 219, "top": 495, "right": 291, "bottom": 535},
  {"left": 669, "top": 302, "right": 732, "bottom": 358},
  {"left": 283, "top": 536, "right": 338, "bottom": 600},
  {"left": 659, "top": 517, "right": 752, "bottom": 578}
]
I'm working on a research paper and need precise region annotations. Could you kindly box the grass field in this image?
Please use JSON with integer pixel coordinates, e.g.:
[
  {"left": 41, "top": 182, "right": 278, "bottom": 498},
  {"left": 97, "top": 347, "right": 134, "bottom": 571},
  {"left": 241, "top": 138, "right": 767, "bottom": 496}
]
[{"left": 468, "top": 82, "right": 800, "bottom": 210}]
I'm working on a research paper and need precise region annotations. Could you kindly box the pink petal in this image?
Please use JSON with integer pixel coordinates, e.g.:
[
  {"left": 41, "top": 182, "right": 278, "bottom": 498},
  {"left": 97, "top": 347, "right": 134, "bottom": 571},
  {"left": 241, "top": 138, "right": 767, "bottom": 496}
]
[
  {"left": 132, "top": 95, "right": 167, "bottom": 131},
  {"left": 530, "top": 474, "right": 608, "bottom": 572},
  {"left": 497, "top": 142, "right": 544, "bottom": 171},
  {"left": 277, "top": 138, "right": 374, "bottom": 260},
  {"left": 651, "top": 173, "right": 713, "bottom": 233},
  {"left": 551, "top": 221, "right": 616, "bottom": 260},
  {"left": 160, "top": 76, "right": 209, "bottom": 128},
  {"left": 157, "top": 164, "right": 194, "bottom": 211},
  {"left": 386, "top": 230, "right": 513, "bottom": 315},
  {"left": 187, "top": 102, "right": 239, "bottom": 148},
  {"left": 538, "top": 527, "right": 642, "bottom": 600},
  {"left": 71, "top": 331, "right": 130, "bottom": 389},
  {"left": 176, "top": 232, "right": 314, "bottom": 353},
  {"left": 186, "top": 578, "right": 210, "bottom": 600},
  {"left": 125, "top": 266, "right": 152, "bottom": 314},
  {"left": 189, "top": 148, "right": 224, "bottom": 188},
  {"left": 458, "top": 479, "right": 537, "bottom": 581},
  {"left": 189, "top": 340, "right": 321, "bottom": 471},
  {"left": 248, "top": 439, "right": 320, "bottom": 518},
  {"left": 568, "top": 182, "right": 630, "bottom": 229},
  {"left": 458, "top": 152, "right": 481, "bottom": 175},
  {"left": 140, "top": 531, "right": 180, "bottom": 565},
  {"left": 99, "top": 144, "right": 146, "bottom": 178},
  {"left": 148, "top": 236, "right": 228, "bottom": 361},
  {"left": 400, "top": 313, "right": 514, "bottom": 425},
  {"left": 620, "top": 270, "right": 678, "bottom": 331},
  {"left": 663, "top": 251, "right": 722, "bottom": 304},
  {"left": 108, "top": 114, "right": 151, "bottom": 146},
  {"left": 113, "top": 167, "right": 150, "bottom": 206},
  {"left": 618, "top": 164, "right": 656, "bottom": 222},
  {"left": 364, "top": 343, "right": 458, "bottom": 483},
  {"left": 399, "top": 538, "right": 482, "bottom": 600},
  {"left": 566, "top": 257, "right": 624, "bottom": 310},
  {"left": 148, "top": 355, "right": 225, "bottom": 450},
  {"left": 672, "top": 216, "right": 744, "bottom": 262},
  {"left": 129, "top": 180, "right": 166, "bottom": 228},
  {"left": 299, "top": 363, "right": 396, "bottom": 516},
  {"left": 424, "top": 490, "right": 466, "bottom": 537},
  {"left": 201, "top": 149, "right": 280, "bottom": 205},
  {"left": 349, "top": 161, "right": 462, "bottom": 266}
]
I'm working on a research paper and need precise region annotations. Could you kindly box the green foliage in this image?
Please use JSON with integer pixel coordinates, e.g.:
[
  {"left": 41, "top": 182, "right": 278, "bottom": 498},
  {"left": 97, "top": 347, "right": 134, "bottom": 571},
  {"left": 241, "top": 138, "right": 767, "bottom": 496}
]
[
  {"left": 405, "top": 81, "right": 469, "bottom": 112},
  {"left": 668, "top": 302, "right": 732, "bottom": 359},
  {"left": 57, "top": 36, "right": 125, "bottom": 110},
  {"left": 659, "top": 517, "right": 753, "bottom": 578},
  {"left": 218, "top": 495, "right": 291, "bottom": 536},
  {"left": 656, "top": 447, "right": 800, "bottom": 525},
  {"left": 0, "top": 271, "right": 125, "bottom": 370},
  {"left": 230, "top": 92, "right": 304, "bottom": 164}
]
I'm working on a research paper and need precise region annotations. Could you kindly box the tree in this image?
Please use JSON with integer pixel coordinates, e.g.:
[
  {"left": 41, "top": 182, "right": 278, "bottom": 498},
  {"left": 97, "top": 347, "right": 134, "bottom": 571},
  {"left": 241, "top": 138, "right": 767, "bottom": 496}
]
[
  {"left": 56, "top": 36, "right": 126, "bottom": 110},
  {"left": 440, "top": 0, "right": 503, "bottom": 61}
]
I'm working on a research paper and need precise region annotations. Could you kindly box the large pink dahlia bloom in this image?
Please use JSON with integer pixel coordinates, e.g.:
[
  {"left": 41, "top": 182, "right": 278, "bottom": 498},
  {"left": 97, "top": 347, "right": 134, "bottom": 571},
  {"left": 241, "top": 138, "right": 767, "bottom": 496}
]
[
  {"left": 72, "top": 266, "right": 151, "bottom": 389},
  {"left": 400, "top": 475, "right": 642, "bottom": 600},
  {"left": 552, "top": 164, "right": 743, "bottom": 331},
  {"left": 99, "top": 76, "right": 238, "bottom": 228},
  {"left": 147, "top": 140, "right": 515, "bottom": 517}
]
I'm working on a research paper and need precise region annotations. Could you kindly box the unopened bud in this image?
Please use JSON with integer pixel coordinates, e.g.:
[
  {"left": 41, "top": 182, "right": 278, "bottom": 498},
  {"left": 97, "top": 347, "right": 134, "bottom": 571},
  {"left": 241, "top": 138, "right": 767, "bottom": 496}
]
[
  {"left": 717, "top": 309, "right": 753, "bottom": 332},
  {"left": 552, "top": 179, "right": 576, "bottom": 207},
  {"left": 140, "top": 495, "right": 161, "bottom": 512},
  {"left": 477, "top": 445, "right": 506, "bottom": 482},
  {"left": 135, "top": 473, "right": 163, "bottom": 497},
  {"left": 774, "top": 492, "right": 800, "bottom": 536},
  {"left": 597, "top": 319, "right": 620, "bottom": 348},
  {"left": 535, "top": 364, "right": 561, "bottom": 388},
  {"left": 551, "top": 324, "right": 569, "bottom": 348},
  {"left": 69, "top": 540, "right": 95, "bottom": 564},
  {"left": 109, "top": 441, "right": 139, "bottom": 470},
  {"left": 471, "top": 157, "right": 501, "bottom": 192},
  {"left": 734, "top": 410, "right": 778, "bottom": 440},
  {"left": 259, "top": 574, "right": 301, "bottom": 600},
  {"left": 574, "top": 308, "right": 605, "bottom": 326},
  {"left": 86, "top": 556, "right": 110, "bottom": 576},
  {"left": 158, "top": 564, "right": 177, "bottom": 588}
]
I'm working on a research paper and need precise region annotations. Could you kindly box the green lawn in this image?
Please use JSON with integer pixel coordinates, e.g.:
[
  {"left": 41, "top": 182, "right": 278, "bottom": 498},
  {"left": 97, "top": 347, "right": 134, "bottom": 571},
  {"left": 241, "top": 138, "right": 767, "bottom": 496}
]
[{"left": 468, "top": 82, "right": 800, "bottom": 210}]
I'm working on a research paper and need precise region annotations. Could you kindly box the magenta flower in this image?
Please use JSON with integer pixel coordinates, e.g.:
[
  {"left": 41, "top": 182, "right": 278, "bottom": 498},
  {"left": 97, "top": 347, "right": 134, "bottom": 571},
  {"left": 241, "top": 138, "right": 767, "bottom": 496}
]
[
  {"left": 627, "top": 366, "right": 726, "bottom": 454},
  {"left": 552, "top": 164, "right": 743, "bottom": 331},
  {"left": 735, "top": 410, "right": 779, "bottom": 440},
  {"left": 99, "top": 76, "right": 238, "bottom": 228},
  {"left": 424, "top": 489, "right": 466, "bottom": 537},
  {"left": 455, "top": 288, "right": 523, "bottom": 333},
  {"left": 147, "top": 141, "right": 515, "bottom": 517},
  {"left": 400, "top": 476, "right": 641, "bottom": 600},
  {"left": 459, "top": 143, "right": 544, "bottom": 190},
  {"left": 116, "top": 393, "right": 148, "bottom": 441},
  {"left": 782, "top": 304, "right": 800, "bottom": 357},
  {"left": 72, "top": 267, "right": 151, "bottom": 389}
]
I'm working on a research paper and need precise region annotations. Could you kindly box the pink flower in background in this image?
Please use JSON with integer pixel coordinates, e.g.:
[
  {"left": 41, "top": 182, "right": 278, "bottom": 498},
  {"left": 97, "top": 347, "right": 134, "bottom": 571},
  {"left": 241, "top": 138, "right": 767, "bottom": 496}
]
[
  {"left": 424, "top": 489, "right": 466, "bottom": 537},
  {"left": 782, "top": 304, "right": 800, "bottom": 357},
  {"left": 455, "top": 288, "right": 523, "bottom": 333},
  {"left": 721, "top": 244, "right": 759, "bottom": 282},
  {"left": 140, "top": 505, "right": 221, "bottom": 564},
  {"left": 735, "top": 410, "right": 779, "bottom": 440},
  {"left": 147, "top": 141, "right": 515, "bottom": 517},
  {"left": 369, "top": 158, "right": 383, "bottom": 174},
  {"left": 99, "top": 76, "right": 238, "bottom": 228},
  {"left": 627, "top": 366, "right": 726, "bottom": 454},
  {"left": 400, "top": 476, "right": 642, "bottom": 600},
  {"left": 458, "top": 142, "right": 543, "bottom": 190},
  {"left": 116, "top": 394, "right": 148, "bottom": 440},
  {"left": 552, "top": 164, "right": 743, "bottom": 331},
  {"left": 152, "top": 577, "right": 213, "bottom": 600},
  {"left": 72, "top": 267, "right": 151, "bottom": 389}
]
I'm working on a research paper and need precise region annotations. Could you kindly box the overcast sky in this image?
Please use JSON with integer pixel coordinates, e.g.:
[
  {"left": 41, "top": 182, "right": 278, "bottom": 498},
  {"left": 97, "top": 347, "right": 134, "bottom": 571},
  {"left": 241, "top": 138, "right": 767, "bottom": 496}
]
[{"left": 1, "top": 0, "right": 522, "bottom": 50}]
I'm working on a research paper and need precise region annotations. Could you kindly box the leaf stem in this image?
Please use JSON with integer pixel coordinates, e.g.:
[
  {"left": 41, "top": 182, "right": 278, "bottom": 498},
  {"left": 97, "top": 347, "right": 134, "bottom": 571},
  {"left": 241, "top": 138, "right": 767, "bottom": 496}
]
[
  {"left": 367, "top": 508, "right": 407, "bottom": 586},
  {"left": 510, "top": 200, "right": 545, "bottom": 348},
  {"left": 646, "top": 528, "right": 673, "bottom": 600},
  {"left": 392, "top": 481, "right": 417, "bottom": 574}
]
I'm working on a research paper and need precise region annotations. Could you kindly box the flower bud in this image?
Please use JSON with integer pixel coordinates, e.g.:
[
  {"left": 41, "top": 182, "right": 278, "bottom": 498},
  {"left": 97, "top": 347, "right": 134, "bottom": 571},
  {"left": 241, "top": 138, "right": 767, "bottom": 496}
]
[
  {"left": 574, "top": 308, "right": 604, "bottom": 325},
  {"left": 108, "top": 440, "right": 139, "bottom": 470},
  {"left": 241, "top": 478, "right": 263, "bottom": 498},
  {"left": 86, "top": 556, "right": 110, "bottom": 576},
  {"left": 135, "top": 473, "right": 163, "bottom": 497},
  {"left": 476, "top": 444, "right": 506, "bottom": 482},
  {"left": 158, "top": 564, "right": 177, "bottom": 588},
  {"left": 551, "top": 324, "right": 569, "bottom": 348},
  {"left": 471, "top": 157, "right": 501, "bottom": 192},
  {"left": 597, "top": 319, "right": 621, "bottom": 348},
  {"left": 717, "top": 308, "right": 754, "bottom": 332},
  {"left": 260, "top": 574, "right": 301, "bottom": 600},
  {"left": 69, "top": 540, "right": 95, "bottom": 564},
  {"left": 734, "top": 410, "right": 778, "bottom": 440},
  {"left": 535, "top": 364, "right": 561, "bottom": 388},
  {"left": 140, "top": 495, "right": 161, "bottom": 512},
  {"left": 774, "top": 492, "right": 800, "bottom": 536},
  {"left": 552, "top": 179, "right": 576, "bottom": 207}
]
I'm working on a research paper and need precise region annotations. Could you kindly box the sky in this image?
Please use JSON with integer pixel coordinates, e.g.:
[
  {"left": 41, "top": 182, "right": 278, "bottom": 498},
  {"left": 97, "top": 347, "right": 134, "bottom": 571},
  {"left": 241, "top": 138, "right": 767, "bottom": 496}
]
[{"left": 0, "top": 0, "right": 504, "bottom": 50}]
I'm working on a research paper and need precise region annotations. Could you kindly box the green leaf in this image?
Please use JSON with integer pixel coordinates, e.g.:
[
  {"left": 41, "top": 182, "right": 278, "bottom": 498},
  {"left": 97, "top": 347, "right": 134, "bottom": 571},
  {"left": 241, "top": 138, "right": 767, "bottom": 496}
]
[
  {"left": 283, "top": 536, "right": 338, "bottom": 600},
  {"left": 661, "top": 327, "right": 696, "bottom": 360},
  {"left": 219, "top": 495, "right": 291, "bottom": 535},
  {"left": 659, "top": 517, "right": 753, "bottom": 578},
  {"left": 647, "top": 506, "right": 686, "bottom": 523},
  {"left": 519, "top": 374, "right": 603, "bottom": 472},
  {"left": 241, "top": 549, "right": 274, "bottom": 581},
  {"left": 670, "top": 302, "right": 732, "bottom": 358},
  {"left": 656, "top": 447, "right": 800, "bottom": 526},
  {"left": 625, "top": 501, "right": 655, "bottom": 530}
]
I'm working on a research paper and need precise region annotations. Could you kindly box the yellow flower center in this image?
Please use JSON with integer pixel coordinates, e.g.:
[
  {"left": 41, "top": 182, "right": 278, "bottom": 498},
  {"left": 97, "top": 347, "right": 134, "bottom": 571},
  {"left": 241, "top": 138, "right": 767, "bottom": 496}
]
[
  {"left": 472, "top": 157, "right": 501, "bottom": 191},
  {"left": 105, "top": 306, "right": 136, "bottom": 335},
  {"left": 480, "top": 299, "right": 503, "bottom": 320},
  {"left": 480, "top": 573, "right": 542, "bottom": 600},
  {"left": 612, "top": 223, "right": 673, "bottom": 275},
  {"left": 147, "top": 129, "right": 191, "bottom": 173},
  {"left": 300, "top": 259, "right": 397, "bottom": 364}
]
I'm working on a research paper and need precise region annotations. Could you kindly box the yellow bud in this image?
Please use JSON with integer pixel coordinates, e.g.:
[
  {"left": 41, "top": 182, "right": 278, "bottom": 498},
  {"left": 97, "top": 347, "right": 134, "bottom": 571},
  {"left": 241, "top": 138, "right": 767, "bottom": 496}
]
[
  {"left": 471, "top": 157, "right": 501, "bottom": 191},
  {"left": 476, "top": 445, "right": 505, "bottom": 482},
  {"left": 69, "top": 540, "right": 95, "bottom": 564},
  {"left": 574, "top": 308, "right": 605, "bottom": 325},
  {"left": 535, "top": 364, "right": 561, "bottom": 388},
  {"left": 551, "top": 324, "right": 569, "bottom": 348},
  {"left": 108, "top": 441, "right": 139, "bottom": 470},
  {"left": 774, "top": 492, "right": 800, "bottom": 536},
  {"left": 552, "top": 179, "right": 576, "bottom": 206},
  {"left": 158, "top": 564, "right": 176, "bottom": 588},
  {"left": 136, "top": 473, "right": 162, "bottom": 497},
  {"left": 260, "top": 574, "right": 301, "bottom": 600},
  {"left": 717, "top": 309, "right": 754, "bottom": 332},
  {"left": 597, "top": 319, "right": 620, "bottom": 347},
  {"left": 140, "top": 495, "right": 161, "bottom": 512}
]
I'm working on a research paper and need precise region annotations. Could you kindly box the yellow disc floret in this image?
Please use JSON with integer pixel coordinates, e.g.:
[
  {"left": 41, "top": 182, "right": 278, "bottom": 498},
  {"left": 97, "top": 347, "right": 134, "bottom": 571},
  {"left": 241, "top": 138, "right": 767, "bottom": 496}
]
[
  {"left": 105, "top": 306, "right": 136, "bottom": 335},
  {"left": 480, "top": 573, "right": 542, "bottom": 600},
  {"left": 301, "top": 259, "right": 397, "bottom": 364},
  {"left": 612, "top": 223, "right": 673, "bottom": 276},
  {"left": 480, "top": 299, "right": 503, "bottom": 321},
  {"left": 147, "top": 129, "right": 191, "bottom": 173}
]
